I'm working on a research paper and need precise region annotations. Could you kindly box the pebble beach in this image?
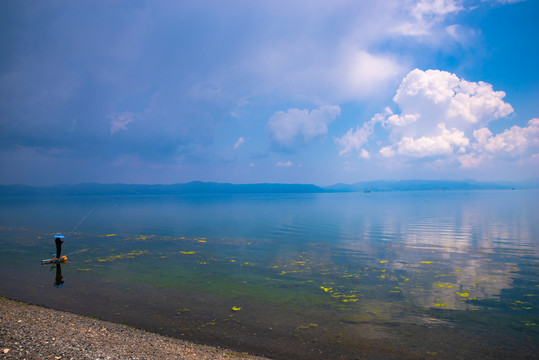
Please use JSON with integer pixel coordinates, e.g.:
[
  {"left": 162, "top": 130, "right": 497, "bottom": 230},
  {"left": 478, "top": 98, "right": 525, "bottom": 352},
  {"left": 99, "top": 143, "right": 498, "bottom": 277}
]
[{"left": 0, "top": 297, "right": 271, "bottom": 360}]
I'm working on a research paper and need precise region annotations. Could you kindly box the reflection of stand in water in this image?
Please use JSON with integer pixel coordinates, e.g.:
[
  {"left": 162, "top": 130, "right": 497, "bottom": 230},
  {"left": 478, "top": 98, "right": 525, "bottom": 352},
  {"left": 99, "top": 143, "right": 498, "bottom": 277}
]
[{"left": 53, "top": 263, "right": 64, "bottom": 287}]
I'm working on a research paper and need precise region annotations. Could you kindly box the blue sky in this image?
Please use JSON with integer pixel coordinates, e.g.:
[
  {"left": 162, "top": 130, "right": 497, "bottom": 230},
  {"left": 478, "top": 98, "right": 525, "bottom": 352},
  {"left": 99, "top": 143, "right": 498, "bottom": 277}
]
[{"left": 1, "top": 0, "right": 538, "bottom": 186}]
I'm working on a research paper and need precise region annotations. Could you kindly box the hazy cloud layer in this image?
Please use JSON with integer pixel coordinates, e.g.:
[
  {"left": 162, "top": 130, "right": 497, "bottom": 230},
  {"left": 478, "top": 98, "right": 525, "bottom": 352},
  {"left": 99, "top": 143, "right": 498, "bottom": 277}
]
[
  {"left": 267, "top": 106, "right": 341, "bottom": 151},
  {"left": 392, "top": 0, "right": 463, "bottom": 36}
]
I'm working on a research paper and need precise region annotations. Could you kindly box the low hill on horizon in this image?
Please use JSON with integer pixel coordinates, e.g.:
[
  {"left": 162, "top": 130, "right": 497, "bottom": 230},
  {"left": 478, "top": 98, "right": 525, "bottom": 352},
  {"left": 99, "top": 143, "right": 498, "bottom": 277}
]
[
  {"left": 324, "top": 179, "right": 539, "bottom": 192},
  {"left": 0, "top": 181, "right": 327, "bottom": 196},
  {"left": 0, "top": 179, "right": 537, "bottom": 196}
]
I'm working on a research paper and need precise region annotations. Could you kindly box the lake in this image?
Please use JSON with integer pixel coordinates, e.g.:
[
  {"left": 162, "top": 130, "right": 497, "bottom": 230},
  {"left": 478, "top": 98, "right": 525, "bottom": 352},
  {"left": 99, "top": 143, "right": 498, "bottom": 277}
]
[{"left": 0, "top": 190, "right": 538, "bottom": 359}]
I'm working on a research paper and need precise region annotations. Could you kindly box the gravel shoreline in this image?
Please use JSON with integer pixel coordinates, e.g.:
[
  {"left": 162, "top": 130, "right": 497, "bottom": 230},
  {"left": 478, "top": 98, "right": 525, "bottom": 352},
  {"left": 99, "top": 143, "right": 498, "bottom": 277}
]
[{"left": 0, "top": 297, "right": 271, "bottom": 360}]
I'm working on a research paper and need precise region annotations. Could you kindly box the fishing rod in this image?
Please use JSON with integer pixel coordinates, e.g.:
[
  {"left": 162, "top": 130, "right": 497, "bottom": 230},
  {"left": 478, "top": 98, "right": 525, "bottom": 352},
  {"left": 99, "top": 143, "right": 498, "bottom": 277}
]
[
  {"left": 50, "top": 247, "right": 89, "bottom": 256},
  {"left": 43, "top": 205, "right": 97, "bottom": 263}
]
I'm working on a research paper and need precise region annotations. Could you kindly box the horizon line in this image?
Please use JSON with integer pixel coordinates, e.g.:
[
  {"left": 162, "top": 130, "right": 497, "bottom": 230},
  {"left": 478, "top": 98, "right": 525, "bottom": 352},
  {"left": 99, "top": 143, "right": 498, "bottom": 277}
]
[{"left": 1, "top": 178, "right": 538, "bottom": 188}]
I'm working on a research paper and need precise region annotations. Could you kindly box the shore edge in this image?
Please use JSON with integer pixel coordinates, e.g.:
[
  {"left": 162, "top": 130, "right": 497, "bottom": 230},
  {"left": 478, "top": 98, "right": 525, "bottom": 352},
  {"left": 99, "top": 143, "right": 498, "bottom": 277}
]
[{"left": 0, "top": 296, "right": 271, "bottom": 360}]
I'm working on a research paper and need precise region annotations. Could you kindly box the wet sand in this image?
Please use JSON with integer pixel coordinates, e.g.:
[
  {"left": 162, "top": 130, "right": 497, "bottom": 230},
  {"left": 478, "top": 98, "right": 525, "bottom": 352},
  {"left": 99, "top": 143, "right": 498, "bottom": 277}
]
[{"left": 0, "top": 297, "right": 271, "bottom": 360}]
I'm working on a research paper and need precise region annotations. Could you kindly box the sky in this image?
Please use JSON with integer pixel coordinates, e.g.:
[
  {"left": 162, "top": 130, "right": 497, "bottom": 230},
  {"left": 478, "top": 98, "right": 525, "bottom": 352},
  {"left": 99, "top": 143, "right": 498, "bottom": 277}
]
[{"left": 1, "top": 0, "right": 538, "bottom": 186}]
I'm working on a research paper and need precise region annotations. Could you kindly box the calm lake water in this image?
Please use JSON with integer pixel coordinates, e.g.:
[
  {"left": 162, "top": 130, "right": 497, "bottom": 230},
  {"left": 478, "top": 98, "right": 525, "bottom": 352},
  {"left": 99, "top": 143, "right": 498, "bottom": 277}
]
[{"left": 1, "top": 190, "right": 538, "bottom": 359}]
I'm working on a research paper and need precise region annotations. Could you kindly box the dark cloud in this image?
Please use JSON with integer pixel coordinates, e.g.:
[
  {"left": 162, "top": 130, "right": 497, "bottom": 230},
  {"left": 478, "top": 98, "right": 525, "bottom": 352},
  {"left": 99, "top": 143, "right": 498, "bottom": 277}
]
[{"left": 0, "top": 1, "right": 238, "bottom": 166}]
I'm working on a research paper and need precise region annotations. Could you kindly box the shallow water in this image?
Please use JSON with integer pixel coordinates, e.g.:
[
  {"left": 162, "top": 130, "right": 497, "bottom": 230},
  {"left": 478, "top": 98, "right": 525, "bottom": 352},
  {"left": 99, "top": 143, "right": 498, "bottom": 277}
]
[{"left": 1, "top": 191, "right": 538, "bottom": 359}]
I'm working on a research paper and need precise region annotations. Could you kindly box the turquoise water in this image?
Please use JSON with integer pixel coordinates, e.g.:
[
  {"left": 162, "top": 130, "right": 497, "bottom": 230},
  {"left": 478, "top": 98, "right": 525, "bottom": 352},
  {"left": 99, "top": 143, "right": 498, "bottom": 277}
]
[{"left": 0, "top": 191, "right": 538, "bottom": 359}]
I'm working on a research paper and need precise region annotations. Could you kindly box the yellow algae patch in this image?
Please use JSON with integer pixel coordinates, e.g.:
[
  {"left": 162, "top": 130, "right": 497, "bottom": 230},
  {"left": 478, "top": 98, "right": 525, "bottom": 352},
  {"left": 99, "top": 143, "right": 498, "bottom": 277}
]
[
  {"left": 320, "top": 286, "right": 333, "bottom": 293},
  {"left": 331, "top": 290, "right": 359, "bottom": 303},
  {"left": 231, "top": 306, "right": 242, "bottom": 312},
  {"left": 105, "top": 234, "right": 117, "bottom": 237},
  {"left": 421, "top": 261, "right": 433, "bottom": 264},
  {"left": 434, "top": 282, "right": 455, "bottom": 288},
  {"left": 96, "top": 250, "right": 147, "bottom": 262},
  {"left": 197, "top": 240, "right": 207, "bottom": 243},
  {"left": 380, "top": 260, "right": 389, "bottom": 264},
  {"left": 77, "top": 268, "right": 92, "bottom": 271},
  {"left": 296, "top": 323, "right": 318, "bottom": 331},
  {"left": 176, "top": 308, "right": 190, "bottom": 316},
  {"left": 128, "top": 251, "right": 145, "bottom": 256},
  {"left": 456, "top": 292, "right": 469, "bottom": 297},
  {"left": 179, "top": 251, "right": 197, "bottom": 255}
]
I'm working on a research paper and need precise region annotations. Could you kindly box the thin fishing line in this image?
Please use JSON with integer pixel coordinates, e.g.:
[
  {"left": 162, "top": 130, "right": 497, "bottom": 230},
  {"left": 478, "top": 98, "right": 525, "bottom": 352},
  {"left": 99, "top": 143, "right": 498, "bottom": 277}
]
[
  {"left": 57, "top": 204, "right": 98, "bottom": 258},
  {"left": 65, "top": 204, "right": 97, "bottom": 239},
  {"left": 63, "top": 248, "right": 89, "bottom": 257}
]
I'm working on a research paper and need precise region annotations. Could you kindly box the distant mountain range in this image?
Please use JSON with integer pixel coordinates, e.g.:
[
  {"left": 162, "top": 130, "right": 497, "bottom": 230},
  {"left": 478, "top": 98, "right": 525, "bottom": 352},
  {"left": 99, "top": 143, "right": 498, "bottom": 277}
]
[
  {"left": 0, "top": 181, "right": 325, "bottom": 196},
  {"left": 324, "top": 179, "right": 539, "bottom": 192},
  {"left": 0, "top": 179, "right": 537, "bottom": 196}
]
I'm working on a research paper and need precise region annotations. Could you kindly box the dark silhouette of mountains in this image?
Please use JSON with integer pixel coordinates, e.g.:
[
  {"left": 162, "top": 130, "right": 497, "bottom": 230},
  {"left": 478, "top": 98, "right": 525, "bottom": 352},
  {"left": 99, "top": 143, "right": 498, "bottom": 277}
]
[
  {"left": 0, "top": 181, "right": 326, "bottom": 196},
  {"left": 0, "top": 179, "right": 537, "bottom": 196}
]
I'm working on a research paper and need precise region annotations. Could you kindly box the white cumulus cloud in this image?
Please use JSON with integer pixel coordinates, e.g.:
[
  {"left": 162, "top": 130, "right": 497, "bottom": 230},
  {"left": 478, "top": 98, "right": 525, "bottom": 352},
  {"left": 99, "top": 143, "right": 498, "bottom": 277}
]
[
  {"left": 335, "top": 110, "right": 388, "bottom": 156},
  {"left": 468, "top": 118, "right": 539, "bottom": 156},
  {"left": 386, "top": 123, "right": 469, "bottom": 157},
  {"left": 458, "top": 119, "right": 539, "bottom": 167},
  {"left": 388, "top": 68, "right": 513, "bottom": 140},
  {"left": 335, "top": 68, "right": 537, "bottom": 169},
  {"left": 267, "top": 105, "right": 341, "bottom": 150}
]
